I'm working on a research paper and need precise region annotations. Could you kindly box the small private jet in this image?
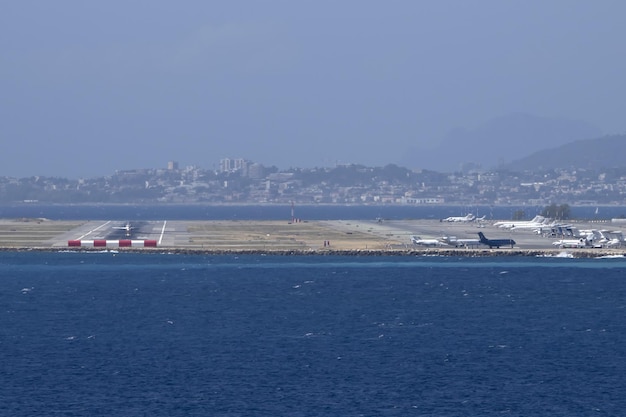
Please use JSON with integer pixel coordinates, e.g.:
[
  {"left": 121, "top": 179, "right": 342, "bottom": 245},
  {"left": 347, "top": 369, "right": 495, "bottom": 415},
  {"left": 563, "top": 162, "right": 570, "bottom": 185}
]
[
  {"left": 440, "top": 236, "right": 481, "bottom": 248},
  {"left": 411, "top": 236, "right": 449, "bottom": 247},
  {"left": 493, "top": 215, "right": 548, "bottom": 230},
  {"left": 552, "top": 238, "right": 587, "bottom": 248},
  {"left": 113, "top": 222, "right": 135, "bottom": 237},
  {"left": 441, "top": 214, "right": 475, "bottom": 222}
]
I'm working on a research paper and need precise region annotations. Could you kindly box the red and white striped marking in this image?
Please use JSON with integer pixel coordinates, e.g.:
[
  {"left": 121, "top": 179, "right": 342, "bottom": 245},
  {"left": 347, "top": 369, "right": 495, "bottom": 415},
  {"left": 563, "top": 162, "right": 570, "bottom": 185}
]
[{"left": 68, "top": 240, "right": 157, "bottom": 247}]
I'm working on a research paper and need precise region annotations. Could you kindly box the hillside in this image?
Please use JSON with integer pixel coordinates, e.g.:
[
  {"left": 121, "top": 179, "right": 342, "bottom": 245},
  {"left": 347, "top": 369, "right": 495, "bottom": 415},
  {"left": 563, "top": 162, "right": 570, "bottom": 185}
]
[
  {"left": 400, "top": 113, "right": 602, "bottom": 172},
  {"left": 503, "top": 134, "right": 626, "bottom": 171}
]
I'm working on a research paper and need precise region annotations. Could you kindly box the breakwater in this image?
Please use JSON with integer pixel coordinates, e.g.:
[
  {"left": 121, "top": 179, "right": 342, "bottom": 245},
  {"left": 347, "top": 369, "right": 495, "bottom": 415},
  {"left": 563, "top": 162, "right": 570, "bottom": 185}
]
[{"left": 3, "top": 246, "right": 624, "bottom": 258}]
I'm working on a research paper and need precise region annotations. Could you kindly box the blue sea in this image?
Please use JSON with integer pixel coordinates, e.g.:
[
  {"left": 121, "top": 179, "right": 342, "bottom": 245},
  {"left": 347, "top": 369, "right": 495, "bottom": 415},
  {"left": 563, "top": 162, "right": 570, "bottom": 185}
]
[
  {"left": 1, "top": 203, "right": 625, "bottom": 221},
  {"left": 2, "top": 252, "right": 626, "bottom": 416}
]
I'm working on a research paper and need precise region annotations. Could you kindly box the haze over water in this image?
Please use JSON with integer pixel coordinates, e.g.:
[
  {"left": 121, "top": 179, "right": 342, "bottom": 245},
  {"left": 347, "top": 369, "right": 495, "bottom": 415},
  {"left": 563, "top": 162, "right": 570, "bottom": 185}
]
[{"left": 2, "top": 2, "right": 626, "bottom": 178}]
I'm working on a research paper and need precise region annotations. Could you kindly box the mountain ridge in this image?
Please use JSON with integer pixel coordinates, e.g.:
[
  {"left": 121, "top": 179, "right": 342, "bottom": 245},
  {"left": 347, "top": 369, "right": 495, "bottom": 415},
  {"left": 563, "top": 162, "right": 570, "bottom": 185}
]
[
  {"left": 502, "top": 134, "right": 626, "bottom": 171},
  {"left": 400, "top": 113, "right": 603, "bottom": 171}
]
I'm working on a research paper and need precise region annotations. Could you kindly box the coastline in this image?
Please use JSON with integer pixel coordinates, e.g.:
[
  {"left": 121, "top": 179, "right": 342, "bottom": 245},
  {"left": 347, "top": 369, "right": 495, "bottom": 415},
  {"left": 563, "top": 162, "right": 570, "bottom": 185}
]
[
  {"left": 1, "top": 218, "right": 625, "bottom": 258},
  {"left": 1, "top": 246, "right": 624, "bottom": 258}
]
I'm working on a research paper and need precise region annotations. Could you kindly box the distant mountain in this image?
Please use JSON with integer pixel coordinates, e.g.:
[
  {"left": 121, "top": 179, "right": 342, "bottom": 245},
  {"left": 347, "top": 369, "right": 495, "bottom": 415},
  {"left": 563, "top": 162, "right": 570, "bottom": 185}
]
[
  {"left": 502, "top": 134, "right": 626, "bottom": 172},
  {"left": 400, "top": 113, "right": 602, "bottom": 172}
]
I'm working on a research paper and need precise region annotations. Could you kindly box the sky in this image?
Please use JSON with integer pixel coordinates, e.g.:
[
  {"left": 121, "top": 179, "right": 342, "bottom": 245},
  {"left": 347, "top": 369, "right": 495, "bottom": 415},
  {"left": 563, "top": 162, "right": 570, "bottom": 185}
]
[{"left": 2, "top": 1, "right": 626, "bottom": 178}]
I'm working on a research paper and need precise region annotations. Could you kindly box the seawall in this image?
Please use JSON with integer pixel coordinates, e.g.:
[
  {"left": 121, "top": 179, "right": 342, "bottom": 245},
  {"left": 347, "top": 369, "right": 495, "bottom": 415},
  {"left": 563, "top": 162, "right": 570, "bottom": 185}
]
[{"left": 2, "top": 246, "right": 624, "bottom": 258}]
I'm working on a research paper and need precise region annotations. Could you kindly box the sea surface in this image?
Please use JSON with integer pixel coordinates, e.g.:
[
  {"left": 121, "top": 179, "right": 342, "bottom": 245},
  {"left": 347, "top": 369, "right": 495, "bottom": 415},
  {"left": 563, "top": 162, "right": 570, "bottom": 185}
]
[
  {"left": 1, "top": 203, "right": 624, "bottom": 221},
  {"left": 2, "top": 252, "right": 626, "bottom": 416}
]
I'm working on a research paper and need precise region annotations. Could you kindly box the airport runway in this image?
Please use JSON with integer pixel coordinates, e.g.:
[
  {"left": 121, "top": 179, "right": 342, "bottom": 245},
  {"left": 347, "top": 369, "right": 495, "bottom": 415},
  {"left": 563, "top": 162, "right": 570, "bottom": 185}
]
[
  {"left": 0, "top": 218, "right": 622, "bottom": 256},
  {"left": 49, "top": 220, "right": 170, "bottom": 247}
]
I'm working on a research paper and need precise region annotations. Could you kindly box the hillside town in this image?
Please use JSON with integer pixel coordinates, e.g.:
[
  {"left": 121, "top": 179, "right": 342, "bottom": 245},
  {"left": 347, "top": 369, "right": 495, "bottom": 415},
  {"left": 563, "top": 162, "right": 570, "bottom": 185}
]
[{"left": 2, "top": 158, "right": 626, "bottom": 206}]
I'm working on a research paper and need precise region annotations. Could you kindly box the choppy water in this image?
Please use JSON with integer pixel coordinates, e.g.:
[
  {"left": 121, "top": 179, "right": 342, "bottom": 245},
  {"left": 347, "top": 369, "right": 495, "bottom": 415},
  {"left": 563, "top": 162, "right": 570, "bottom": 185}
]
[
  {"left": 2, "top": 252, "right": 626, "bottom": 416},
  {"left": 0, "top": 203, "right": 621, "bottom": 220}
]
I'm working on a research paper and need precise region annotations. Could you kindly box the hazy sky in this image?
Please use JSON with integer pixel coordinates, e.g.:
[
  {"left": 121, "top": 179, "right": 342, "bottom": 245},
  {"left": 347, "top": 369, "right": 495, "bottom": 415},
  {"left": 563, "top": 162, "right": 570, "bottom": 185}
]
[{"left": 2, "top": 1, "right": 626, "bottom": 178}]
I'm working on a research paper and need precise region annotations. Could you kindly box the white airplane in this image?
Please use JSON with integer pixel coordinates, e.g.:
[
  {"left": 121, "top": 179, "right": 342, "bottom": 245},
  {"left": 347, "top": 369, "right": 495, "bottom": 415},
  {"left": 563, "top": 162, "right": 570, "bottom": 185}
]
[
  {"left": 596, "top": 230, "right": 624, "bottom": 248},
  {"left": 113, "top": 222, "right": 135, "bottom": 237},
  {"left": 494, "top": 215, "right": 547, "bottom": 229},
  {"left": 440, "top": 236, "right": 481, "bottom": 248},
  {"left": 474, "top": 215, "right": 487, "bottom": 227},
  {"left": 552, "top": 238, "right": 587, "bottom": 248},
  {"left": 512, "top": 220, "right": 555, "bottom": 231},
  {"left": 441, "top": 213, "right": 475, "bottom": 222},
  {"left": 411, "top": 236, "right": 449, "bottom": 247},
  {"left": 603, "top": 238, "right": 622, "bottom": 248}
]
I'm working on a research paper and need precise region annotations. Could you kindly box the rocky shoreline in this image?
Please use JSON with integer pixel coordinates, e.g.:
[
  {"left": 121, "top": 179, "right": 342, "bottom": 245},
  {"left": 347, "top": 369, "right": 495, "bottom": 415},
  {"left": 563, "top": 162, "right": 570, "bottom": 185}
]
[{"left": 3, "top": 246, "right": 625, "bottom": 258}]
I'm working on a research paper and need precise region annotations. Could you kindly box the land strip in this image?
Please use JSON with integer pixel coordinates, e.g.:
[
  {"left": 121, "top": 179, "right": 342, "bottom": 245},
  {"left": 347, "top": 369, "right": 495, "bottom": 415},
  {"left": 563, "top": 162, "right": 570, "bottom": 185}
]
[
  {"left": 0, "top": 219, "right": 85, "bottom": 247},
  {"left": 0, "top": 218, "right": 624, "bottom": 258}
]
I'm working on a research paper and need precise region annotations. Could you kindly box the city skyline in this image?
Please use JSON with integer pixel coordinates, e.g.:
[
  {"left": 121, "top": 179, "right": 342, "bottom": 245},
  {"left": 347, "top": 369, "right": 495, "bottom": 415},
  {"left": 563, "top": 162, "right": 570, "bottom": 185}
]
[{"left": 3, "top": 159, "right": 626, "bottom": 207}]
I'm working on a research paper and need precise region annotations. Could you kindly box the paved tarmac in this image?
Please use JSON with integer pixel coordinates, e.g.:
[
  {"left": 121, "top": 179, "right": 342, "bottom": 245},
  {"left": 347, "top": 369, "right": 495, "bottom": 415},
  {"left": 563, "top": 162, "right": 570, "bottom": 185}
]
[{"left": 0, "top": 218, "right": 622, "bottom": 256}]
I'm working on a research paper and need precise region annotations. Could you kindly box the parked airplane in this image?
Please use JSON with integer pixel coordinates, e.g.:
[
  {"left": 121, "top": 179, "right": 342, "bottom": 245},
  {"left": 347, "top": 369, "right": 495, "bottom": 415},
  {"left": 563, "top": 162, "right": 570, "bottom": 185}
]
[
  {"left": 113, "top": 222, "right": 135, "bottom": 237},
  {"left": 540, "top": 223, "right": 590, "bottom": 239},
  {"left": 493, "top": 215, "right": 547, "bottom": 229},
  {"left": 548, "top": 227, "right": 624, "bottom": 248},
  {"left": 603, "top": 238, "right": 622, "bottom": 248},
  {"left": 440, "top": 236, "right": 481, "bottom": 248},
  {"left": 552, "top": 238, "right": 587, "bottom": 248},
  {"left": 596, "top": 230, "right": 624, "bottom": 248},
  {"left": 441, "top": 214, "right": 475, "bottom": 222},
  {"left": 511, "top": 219, "right": 554, "bottom": 231},
  {"left": 411, "top": 236, "right": 449, "bottom": 247},
  {"left": 477, "top": 232, "right": 516, "bottom": 248},
  {"left": 563, "top": 229, "right": 620, "bottom": 248}
]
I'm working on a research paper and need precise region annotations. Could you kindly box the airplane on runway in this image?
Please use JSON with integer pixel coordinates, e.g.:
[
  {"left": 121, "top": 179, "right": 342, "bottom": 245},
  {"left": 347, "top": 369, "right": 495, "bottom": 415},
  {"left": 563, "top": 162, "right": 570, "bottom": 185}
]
[
  {"left": 478, "top": 232, "right": 516, "bottom": 248},
  {"left": 441, "top": 214, "right": 475, "bottom": 222},
  {"left": 113, "top": 222, "right": 135, "bottom": 237},
  {"left": 440, "top": 236, "right": 481, "bottom": 248},
  {"left": 411, "top": 236, "right": 449, "bottom": 247}
]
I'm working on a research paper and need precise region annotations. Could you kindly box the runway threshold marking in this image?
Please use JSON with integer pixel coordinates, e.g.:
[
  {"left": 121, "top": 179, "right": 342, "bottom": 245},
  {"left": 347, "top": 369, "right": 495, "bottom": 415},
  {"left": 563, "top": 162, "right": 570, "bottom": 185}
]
[
  {"left": 77, "top": 221, "right": 111, "bottom": 240},
  {"left": 158, "top": 220, "right": 167, "bottom": 245}
]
